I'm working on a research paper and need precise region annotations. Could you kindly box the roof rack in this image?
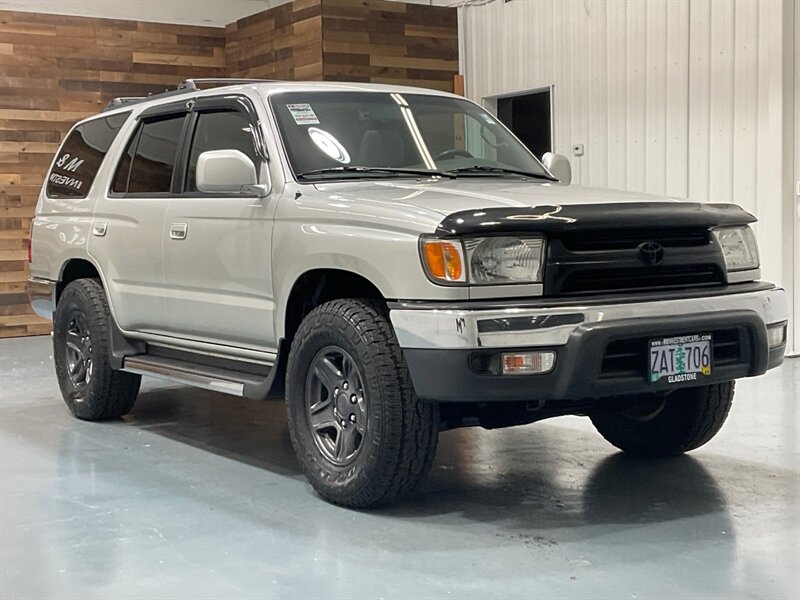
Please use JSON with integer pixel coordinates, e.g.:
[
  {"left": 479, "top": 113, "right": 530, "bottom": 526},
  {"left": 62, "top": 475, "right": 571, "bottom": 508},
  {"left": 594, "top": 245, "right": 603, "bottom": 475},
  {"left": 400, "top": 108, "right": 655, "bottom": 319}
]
[
  {"left": 178, "top": 78, "right": 279, "bottom": 91},
  {"left": 103, "top": 78, "right": 279, "bottom": 112}
]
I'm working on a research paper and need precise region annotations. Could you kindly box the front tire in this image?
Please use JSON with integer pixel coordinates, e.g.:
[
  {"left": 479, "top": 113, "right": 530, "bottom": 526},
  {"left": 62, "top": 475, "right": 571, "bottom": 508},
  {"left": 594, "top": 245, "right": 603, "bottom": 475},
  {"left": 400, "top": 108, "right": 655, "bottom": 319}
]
[
  {"left": 590, "top": 382, "right": 735, "bottom": 457},
  {"left": 285, "top": 299, "right": 439, "bottom": 508},
  {"left": 53, "top": 278, "right": 141, "bottom": 420}
]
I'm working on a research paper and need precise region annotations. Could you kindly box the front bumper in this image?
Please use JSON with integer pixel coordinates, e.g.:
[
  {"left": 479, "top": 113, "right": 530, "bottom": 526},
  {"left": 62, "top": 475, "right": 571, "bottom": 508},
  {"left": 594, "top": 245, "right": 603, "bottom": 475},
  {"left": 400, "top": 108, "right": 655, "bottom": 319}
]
[{"left": 389, "top": 283, "right": 787, "bottom": 402}]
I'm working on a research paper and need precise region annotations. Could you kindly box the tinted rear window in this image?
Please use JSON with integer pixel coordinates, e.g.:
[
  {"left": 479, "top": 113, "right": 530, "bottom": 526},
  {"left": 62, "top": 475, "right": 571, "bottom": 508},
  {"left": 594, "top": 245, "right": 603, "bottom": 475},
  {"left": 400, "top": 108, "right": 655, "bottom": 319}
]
[
  {"left": 112, "top": 114, "right": 185, "bottom": 195},
  {"left": 46, "top": 112, "right": 130, "bottom": 198}
]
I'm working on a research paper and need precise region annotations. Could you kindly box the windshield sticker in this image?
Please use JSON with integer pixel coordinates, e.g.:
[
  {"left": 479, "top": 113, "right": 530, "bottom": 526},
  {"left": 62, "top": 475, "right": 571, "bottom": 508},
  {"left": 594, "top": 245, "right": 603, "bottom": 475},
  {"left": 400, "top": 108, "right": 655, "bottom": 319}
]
[
  {"left": 287, "top": 103, "right": 320, "bottom": 125},
  {"left": 308, "top": 127, "right": 350, "bottom": 164},
  {"left": 480, "top": 113, "right": 497, "bottom": 125}
]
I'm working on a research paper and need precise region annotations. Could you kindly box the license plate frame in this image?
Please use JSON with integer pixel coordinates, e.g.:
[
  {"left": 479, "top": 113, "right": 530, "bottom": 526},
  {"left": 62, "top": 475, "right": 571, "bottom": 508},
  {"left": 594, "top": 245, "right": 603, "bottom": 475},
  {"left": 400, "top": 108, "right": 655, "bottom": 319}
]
[{"left": 648, "top": 333, "right": 713, "bottom": 384}]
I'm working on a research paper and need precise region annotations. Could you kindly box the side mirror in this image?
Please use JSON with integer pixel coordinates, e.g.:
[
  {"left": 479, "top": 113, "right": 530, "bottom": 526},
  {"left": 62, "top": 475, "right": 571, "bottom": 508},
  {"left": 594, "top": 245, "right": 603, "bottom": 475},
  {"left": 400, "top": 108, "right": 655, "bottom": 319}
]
[
  {"left": 542, "top": 152, "right": 572, "bottom": 184},
  {"left": 196, "top": 149, "right": 269, "bottom": 196}
]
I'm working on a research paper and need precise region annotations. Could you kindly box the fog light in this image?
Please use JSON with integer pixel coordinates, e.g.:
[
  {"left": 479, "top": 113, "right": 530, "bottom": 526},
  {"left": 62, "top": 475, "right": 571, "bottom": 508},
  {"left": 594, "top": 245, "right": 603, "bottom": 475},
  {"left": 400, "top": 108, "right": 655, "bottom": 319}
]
[
  {"left": 767, "top": 323, "right": 787, "bottom": 349},
  {"left": 501, "top": 351, "right": 556, "bottom": 375}
]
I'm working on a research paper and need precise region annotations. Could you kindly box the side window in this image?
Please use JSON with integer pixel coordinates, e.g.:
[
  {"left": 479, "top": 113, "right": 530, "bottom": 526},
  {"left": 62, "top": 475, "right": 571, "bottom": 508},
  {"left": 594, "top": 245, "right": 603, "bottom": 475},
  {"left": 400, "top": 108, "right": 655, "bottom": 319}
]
[
  {"left": 186, "top": 110, "right": 259, "bottom": 192},
  {"left": 112, "top": 113, "right": 185, "bottom": 195},
  {"left": 46, "top": 112, "right": 130, "bottom": 199}
]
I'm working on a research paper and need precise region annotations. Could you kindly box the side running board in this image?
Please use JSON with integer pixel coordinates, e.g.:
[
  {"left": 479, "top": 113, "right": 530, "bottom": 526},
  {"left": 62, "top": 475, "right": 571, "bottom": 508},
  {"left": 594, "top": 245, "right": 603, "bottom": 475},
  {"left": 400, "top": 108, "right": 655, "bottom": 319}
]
[{"left": 123, "top": 355, "right": 274, "bottom": 400}]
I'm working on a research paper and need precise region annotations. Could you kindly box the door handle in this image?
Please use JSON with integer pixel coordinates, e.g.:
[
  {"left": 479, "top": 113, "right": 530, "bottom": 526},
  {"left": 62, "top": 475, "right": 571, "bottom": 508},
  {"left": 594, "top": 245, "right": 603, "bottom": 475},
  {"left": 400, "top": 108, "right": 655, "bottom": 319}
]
[{"left": 169, "top": 223, "right": 188, "bottom": 240}]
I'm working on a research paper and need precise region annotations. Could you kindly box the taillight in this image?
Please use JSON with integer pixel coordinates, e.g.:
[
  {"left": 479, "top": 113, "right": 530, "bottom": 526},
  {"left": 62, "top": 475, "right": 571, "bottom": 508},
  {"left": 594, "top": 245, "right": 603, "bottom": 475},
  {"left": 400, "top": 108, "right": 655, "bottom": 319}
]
[{"left": 27, "top": 222, "right": 33, "bottom": 263}]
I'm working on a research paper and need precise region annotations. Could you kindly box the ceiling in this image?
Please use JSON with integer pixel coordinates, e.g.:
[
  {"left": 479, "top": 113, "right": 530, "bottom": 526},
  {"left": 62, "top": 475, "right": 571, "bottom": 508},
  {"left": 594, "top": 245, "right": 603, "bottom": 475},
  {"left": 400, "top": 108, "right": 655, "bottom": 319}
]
[{"left": 0, "top": 0, "right": 452, "bottom": 27}]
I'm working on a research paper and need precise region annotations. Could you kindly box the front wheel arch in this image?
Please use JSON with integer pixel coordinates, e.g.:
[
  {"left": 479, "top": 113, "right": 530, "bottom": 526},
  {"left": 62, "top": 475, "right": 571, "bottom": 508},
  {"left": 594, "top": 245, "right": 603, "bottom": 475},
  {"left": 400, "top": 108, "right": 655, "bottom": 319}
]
[{"left": 268, "top": 269, "right": 385, "bottom": 399}]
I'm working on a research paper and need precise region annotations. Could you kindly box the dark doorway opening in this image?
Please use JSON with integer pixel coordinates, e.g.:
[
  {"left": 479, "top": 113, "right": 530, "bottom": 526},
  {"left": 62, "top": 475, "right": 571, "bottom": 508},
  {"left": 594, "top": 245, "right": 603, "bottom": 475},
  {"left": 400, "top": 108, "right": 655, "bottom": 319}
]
[{"left": 496, "top": 89, "right": 552, "bottom": 160}]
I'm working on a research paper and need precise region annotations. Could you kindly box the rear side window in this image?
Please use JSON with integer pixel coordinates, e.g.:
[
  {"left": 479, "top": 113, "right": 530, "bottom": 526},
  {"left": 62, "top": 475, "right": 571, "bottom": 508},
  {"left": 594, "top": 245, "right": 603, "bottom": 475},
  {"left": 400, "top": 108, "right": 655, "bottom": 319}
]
[
  {"left": 186, "top": 110, "right": 259, "bottom": 191},
  {"left": 112, "top": 114, "right": 185, "bottom": 194},
  {"left": 46, "top": 112, "right": 130, "bottom": 198}
]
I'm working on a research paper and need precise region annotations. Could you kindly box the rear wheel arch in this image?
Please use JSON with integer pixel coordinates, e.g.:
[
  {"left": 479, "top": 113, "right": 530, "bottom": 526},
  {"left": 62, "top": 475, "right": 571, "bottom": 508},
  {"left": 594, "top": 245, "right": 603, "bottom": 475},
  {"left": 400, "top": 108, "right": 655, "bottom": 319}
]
[
  {"left": 57, "top": 258, "right": 102, "bottom": 302},
  {"left": 55, "top": 258, "right": 141, "bottom": 367}
]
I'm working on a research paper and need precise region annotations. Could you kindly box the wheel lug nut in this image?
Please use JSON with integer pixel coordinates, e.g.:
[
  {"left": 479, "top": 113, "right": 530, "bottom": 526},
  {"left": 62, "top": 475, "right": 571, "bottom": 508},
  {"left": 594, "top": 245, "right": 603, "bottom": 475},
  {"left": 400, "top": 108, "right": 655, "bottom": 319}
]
[
  {"left": 343, "top": 382, "right": 349, "bottom": 390},
  {"left": 349, "top": 414, "right": 356, "bottom": 423},
  {"left": 350, "top": 394, "right": 357, "bottom": 403},
  {"left": 334, "top": 387, "right": 339, "bottom": 395},
  {"left": 340, "top": 419, "right": 347, "bottom": 427}
]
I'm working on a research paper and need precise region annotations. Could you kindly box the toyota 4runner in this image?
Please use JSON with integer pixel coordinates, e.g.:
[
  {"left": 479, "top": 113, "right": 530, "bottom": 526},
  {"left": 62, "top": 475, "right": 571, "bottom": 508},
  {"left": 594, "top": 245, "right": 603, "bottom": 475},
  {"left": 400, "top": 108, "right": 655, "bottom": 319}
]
[{"left": 28, "top": 79, "right": 788, "bottom": 507}]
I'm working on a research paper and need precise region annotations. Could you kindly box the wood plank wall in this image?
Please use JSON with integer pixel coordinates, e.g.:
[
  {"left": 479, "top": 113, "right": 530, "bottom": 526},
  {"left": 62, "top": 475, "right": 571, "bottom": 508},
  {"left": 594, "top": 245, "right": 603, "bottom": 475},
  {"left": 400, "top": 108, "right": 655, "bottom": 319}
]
[
  {"left": 226, "top": 0, "right": 324, "bottom": 80},
  {"left": 0, "top": 10, "right": 226, "bottom": 337},
  {"left": 321, "top": 0, "right": 458, "bottom": 92},
  {"left": 0, "top": 1, "right": 457, "bottom": 338}
]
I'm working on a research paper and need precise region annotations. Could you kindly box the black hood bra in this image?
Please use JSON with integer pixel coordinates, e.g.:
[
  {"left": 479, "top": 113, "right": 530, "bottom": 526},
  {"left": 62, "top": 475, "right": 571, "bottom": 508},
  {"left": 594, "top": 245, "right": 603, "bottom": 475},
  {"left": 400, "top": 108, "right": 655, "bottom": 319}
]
[{"left": 435, "top": 202, "right": 757, "bottom": 236}]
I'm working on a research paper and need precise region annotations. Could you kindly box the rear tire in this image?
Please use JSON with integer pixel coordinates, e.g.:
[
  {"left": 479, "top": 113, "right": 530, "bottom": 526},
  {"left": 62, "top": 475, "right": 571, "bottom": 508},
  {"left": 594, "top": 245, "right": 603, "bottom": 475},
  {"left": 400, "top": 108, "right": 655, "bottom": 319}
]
[
  {"left": 590, "top": 382, "right": 734, "bottom": 457},
  {"left": 285, "top": 299, "right": 439, "bottom": 508},
  {"left": 53, "top": 278, "right": 141, "bottom": 420}
]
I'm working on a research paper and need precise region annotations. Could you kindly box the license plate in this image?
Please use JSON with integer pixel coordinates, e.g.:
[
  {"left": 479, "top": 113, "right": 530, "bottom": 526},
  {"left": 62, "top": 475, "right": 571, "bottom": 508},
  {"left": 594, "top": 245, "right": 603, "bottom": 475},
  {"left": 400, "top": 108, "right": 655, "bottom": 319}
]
[{"left": 649, "top": 334, "right": 712, "bottom": 384}]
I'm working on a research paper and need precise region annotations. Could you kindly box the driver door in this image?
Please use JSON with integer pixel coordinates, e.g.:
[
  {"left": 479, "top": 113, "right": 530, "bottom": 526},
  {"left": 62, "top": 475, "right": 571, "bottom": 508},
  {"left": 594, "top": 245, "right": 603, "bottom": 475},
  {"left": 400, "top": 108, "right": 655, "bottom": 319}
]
[{"left": 161, "top": 96, "right": 278, "bottom": 352}]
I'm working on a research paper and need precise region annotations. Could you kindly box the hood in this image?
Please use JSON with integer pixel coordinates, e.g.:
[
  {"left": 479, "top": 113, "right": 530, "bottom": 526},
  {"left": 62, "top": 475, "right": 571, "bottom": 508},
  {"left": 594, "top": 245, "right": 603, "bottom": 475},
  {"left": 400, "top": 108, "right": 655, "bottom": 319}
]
[
  {"left": 310, "top": 179, "right": 754, "bottom": 235},
  {"left": 313, "top": 179, "right": 678, "bottom": 217}
]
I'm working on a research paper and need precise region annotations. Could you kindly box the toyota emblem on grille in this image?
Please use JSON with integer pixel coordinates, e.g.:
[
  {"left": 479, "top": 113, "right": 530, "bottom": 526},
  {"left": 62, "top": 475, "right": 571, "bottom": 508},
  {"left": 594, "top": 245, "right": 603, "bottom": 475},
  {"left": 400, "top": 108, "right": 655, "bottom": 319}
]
[{"left": 637, "top": 241, "right": 665, "bottom": 265}]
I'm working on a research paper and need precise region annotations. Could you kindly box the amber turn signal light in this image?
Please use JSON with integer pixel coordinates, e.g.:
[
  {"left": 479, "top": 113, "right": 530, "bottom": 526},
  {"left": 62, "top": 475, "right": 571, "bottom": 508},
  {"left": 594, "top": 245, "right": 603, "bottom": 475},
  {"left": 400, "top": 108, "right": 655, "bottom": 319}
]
[{"left": 421, "top": 239, "right": 465, "bottom": 283}]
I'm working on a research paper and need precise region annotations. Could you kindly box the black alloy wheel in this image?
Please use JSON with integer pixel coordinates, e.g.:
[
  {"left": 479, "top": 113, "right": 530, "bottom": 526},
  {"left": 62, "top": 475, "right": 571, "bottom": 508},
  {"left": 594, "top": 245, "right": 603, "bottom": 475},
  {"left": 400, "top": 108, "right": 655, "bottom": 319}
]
[{"left": 305, "top": 345, "right": 368, "bottom": 466}]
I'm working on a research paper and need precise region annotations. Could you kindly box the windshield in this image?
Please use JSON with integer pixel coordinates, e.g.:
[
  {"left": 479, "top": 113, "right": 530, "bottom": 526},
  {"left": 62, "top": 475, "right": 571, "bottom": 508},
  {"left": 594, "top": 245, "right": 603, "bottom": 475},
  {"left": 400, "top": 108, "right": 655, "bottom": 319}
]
[{"left": 269, "top": 91, "right": 551, "bottom": 181}]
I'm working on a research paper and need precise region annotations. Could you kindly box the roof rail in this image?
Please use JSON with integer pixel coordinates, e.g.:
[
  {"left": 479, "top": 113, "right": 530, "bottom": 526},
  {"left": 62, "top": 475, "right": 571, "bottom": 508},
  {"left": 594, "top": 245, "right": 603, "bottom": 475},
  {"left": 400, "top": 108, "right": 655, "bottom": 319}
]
[
  {"left": 102, "top": 87, "right": 193, "bottom": 112},
  {"left": 178, "top": 78, "right": 280, "bottom": 91},
  {"left": 104, "top": 97, "right": 147, "bottom": 111},
  {"left": 103, "top": 78, "right": 279, "bottom": 113}
]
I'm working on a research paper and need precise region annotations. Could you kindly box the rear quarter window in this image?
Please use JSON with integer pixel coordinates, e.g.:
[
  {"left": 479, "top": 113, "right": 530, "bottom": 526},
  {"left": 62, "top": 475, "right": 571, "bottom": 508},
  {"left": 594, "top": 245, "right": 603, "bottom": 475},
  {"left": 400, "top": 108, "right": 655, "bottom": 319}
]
[{"left": 46, "top": 111, "right": 130, "bottom": 199}]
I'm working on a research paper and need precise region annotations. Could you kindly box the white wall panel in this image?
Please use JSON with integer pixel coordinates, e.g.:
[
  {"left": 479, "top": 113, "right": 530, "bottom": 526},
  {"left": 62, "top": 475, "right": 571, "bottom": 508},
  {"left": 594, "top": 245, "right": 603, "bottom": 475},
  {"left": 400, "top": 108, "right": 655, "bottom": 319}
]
[
  {"left": 732, "top": 0, "right": 759, "bottom": 215},
  {"left": 708, "top": 0, "right": 735, "bottom": 206},
  {"left": 606, "top": 0, "right": 628, "bottom": 190},
  {"left": 589, "top": 0, "right": 609, "bottom": 188},
  {"left": 461, "top": 0, "right": 796, "bottom": 353},
  {"left": 645, "top": 0, "right": 667, "bottom": 194},
  {"left": 688, "top": 0, "right": 711, "bottom": 204},
  {"left": 625, "top": 0, "right": 647, "bottom": 191},
  {"left": 665, "top": 0, "right": 689, "bottom": 199}
]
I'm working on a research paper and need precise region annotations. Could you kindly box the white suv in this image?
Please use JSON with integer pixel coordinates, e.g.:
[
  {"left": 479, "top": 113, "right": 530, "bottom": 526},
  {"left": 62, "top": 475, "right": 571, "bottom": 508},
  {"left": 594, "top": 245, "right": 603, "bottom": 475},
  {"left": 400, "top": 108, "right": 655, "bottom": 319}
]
[{"left": 28, "top": 79, "right": 788, "bottom": 507}]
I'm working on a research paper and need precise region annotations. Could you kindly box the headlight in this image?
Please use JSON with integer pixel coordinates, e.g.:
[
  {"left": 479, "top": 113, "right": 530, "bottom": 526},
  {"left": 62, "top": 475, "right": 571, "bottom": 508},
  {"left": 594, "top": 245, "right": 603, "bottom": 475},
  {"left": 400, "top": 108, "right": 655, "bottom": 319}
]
[
  {"left": 713, "top": 226, "right": 759, "bottom": 271},
  {"left": 465, "top": 236, "right": 545, "bottom": 285}
]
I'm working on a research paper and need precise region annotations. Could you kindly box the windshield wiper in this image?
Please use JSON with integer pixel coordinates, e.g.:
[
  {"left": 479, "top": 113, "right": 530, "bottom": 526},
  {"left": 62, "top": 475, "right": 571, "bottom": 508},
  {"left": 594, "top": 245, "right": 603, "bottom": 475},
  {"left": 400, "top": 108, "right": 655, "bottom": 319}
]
[
  {"left": 445, "top": 165, "right": 558, "bottom": 181},
  {"left": 297, "top": 166, "right": 455, "bottom": 180}
]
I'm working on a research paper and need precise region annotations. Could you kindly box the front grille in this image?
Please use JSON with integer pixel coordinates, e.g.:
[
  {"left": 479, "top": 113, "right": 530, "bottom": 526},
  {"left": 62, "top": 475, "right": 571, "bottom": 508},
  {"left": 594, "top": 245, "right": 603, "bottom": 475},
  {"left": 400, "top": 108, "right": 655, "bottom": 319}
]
[
  {"left": 599, "top": 328, "right": 743, "bottom": 379},
  {"left": 545, "top": 227, "right": 725, "bottom": 296},
  {"left": 558, "top": 228, "right": 710, "bottom": 251},
  {"left": 559, "top": 265, "right": 725, "bottom": 295}
]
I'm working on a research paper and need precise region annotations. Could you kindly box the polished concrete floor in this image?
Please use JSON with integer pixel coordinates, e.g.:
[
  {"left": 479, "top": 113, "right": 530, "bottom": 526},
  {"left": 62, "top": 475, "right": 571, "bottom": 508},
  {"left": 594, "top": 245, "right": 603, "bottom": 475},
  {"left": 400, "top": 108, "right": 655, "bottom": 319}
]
[{"left": 1, "top": 335, "right": 798, "bottom": 599}]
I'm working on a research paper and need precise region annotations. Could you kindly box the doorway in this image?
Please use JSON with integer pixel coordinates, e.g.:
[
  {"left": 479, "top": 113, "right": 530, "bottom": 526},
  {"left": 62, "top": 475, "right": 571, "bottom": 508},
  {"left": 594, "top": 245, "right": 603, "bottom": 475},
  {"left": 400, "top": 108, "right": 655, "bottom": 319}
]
[{"left": 495, "top": 89, "right": 552, "bottom": 160}]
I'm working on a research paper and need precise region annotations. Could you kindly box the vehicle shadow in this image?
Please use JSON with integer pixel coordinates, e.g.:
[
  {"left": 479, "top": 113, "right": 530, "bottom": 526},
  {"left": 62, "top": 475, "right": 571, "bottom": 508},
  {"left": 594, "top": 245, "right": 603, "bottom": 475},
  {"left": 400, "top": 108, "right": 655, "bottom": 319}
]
[
  {"left": 125, "top": 383, "right": 301, "bottom": 477},
  {"left": 126, "top": 383, "right": 732, "bottom": 536}
]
